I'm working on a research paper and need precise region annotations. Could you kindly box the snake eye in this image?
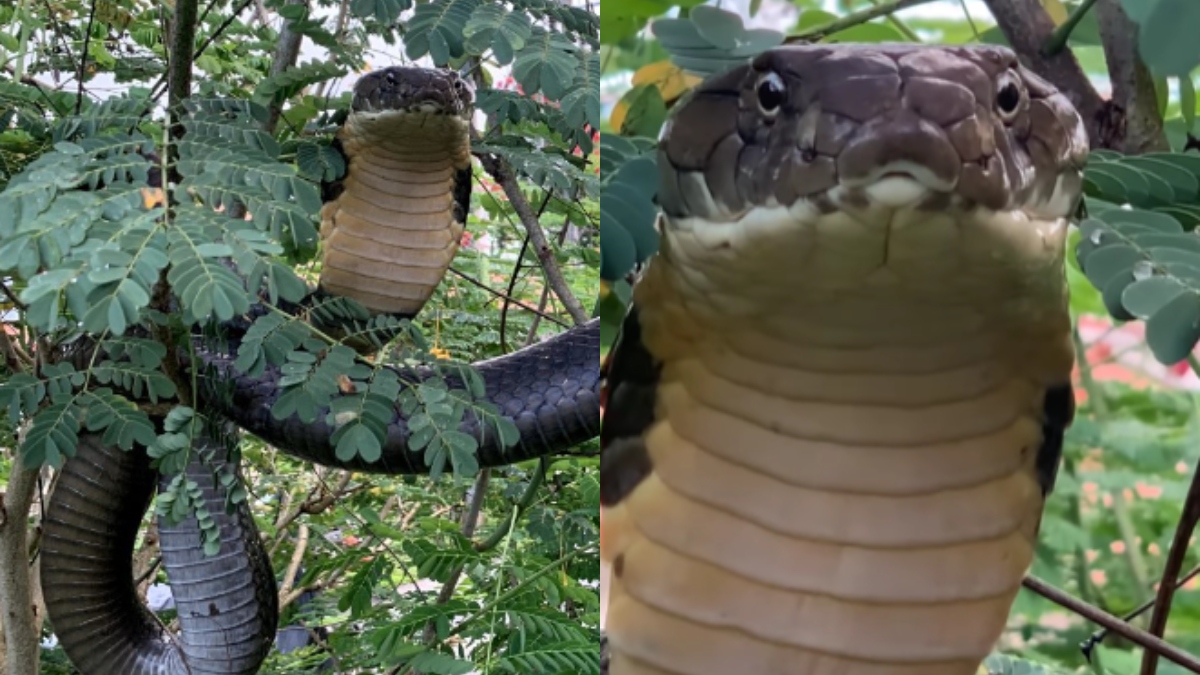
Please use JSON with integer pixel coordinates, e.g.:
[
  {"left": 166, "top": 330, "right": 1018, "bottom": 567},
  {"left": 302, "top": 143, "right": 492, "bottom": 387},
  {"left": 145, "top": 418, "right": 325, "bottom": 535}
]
[
  {"left": 755, "top": 72, "right": 787, "bottom": 117},
  {"left": 386, "top": 71, "right": 397, "bottom": 85},
  {"left": 995, "top": 76, "right": 1023, "bottom": 121}
]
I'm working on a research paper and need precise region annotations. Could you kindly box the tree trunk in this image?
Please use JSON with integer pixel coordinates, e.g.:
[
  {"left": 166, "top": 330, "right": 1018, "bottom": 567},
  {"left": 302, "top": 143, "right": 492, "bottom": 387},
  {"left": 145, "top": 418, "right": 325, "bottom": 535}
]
[{"left": 0, "top": 458, "right": 42, "bottom": 675}]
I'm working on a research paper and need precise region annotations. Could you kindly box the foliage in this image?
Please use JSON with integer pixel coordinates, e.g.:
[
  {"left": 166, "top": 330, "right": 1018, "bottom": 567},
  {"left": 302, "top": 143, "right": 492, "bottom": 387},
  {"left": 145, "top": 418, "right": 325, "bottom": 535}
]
[
  {"left": 601, "top": 1, "right": 1200, "bottom": 674},
  {"left": 3, "top": 0, "right": 599, "bottom": 672}
]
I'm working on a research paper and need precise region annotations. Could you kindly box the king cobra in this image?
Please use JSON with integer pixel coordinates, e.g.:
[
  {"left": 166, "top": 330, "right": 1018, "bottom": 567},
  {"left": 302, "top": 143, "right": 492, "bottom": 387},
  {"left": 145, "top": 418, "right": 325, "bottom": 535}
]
[
  {"left": 600, "top": 44, "right": 1089, "bottom": 675},
  {"left": 39, "top": 67, "right": 601, "bottom": 674}
]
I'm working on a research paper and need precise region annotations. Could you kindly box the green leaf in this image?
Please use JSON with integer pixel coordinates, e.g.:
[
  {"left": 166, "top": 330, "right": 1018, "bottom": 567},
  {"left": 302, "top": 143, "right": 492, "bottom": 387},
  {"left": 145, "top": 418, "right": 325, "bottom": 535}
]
[
  {"left": 614, "top": 84, "right": 666, "bottom": 137},
  {"left": 652, "top": 8, "right": 783, "bottom": 77},
  {"left": 348, "top": 0, "right": 411, "bottom": 23},
  {"left": 0, "top": 373, "right": 47, "bottom": 426},
  {"left": 494, "top": 641, "right": 602, "bottom": 675},
  {"left": 296, "top": 140, "right": 347, "bottom": 183},
  {"left": 406, "top": 651, "right": 475, "bottom": 675},
  {"left": 689, "top": 5, "right": 744, "bottom": 50},
  {"left": 463, "top": 4, "right": 533, "bottom": 65},
  {"left": 513, "top": 30, "right": 580, "bottom": 100},
  {"left": 338, "top": 555, "right": 392, "bottom": 617},
  {"left": 443, "top": 430, "right": 479, "bottom": 476},
  {"left": 561, "top": 52, "right": 601, "bottom": 131},
  {"left": 600, "top": 207, "right": 637, "bottom": 281},
  {"left": 405, "top": 0, "right": 480, "bottom": 65},
  {"left": 335, "top": 421, "right": 383, "bottom": 463},
  {"left": 1144, "top": 290, "right": 1200, "bottom": 364},
  {"left": 1122, "top": 275, "right": 1188, "bottom": 318},
  {"left": 166, "top": 225, "right": 253, "bottom": 324},
  {"left": 1076, "top": 206, "right": 1200, "bottom": 364},
  {"left": 1137, "top": 0, "right": 1200, "bottom": 76},
  {"left": 22, "top": 400, "right": 81, "bottom": 469}
]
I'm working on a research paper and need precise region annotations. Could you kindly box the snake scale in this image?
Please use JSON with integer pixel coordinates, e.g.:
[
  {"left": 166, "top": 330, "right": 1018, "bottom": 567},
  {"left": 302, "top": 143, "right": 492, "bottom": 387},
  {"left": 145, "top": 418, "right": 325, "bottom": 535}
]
[
  {"left": 39, "top": 67, "right": 602, "bottom": 674},
  {"left": 601, "top": 44, "right": 1088, "bottom": 675}
]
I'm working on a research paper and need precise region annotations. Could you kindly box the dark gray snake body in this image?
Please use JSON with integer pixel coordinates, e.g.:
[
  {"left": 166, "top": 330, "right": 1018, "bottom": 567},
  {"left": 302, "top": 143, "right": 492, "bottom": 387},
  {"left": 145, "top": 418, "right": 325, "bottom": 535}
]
[{"left": 40, "top": 67, "right": 601, "bottom": 674}]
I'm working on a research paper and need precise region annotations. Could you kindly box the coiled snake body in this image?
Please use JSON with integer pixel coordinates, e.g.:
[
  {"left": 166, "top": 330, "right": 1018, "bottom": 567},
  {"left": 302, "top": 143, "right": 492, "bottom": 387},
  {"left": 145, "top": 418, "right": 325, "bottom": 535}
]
[
  {"left": 601, "top": 44, "right": 1088, "bottom": 675},
  {"left": 40, "top": 67, "right": 601, "bottom": 674}
]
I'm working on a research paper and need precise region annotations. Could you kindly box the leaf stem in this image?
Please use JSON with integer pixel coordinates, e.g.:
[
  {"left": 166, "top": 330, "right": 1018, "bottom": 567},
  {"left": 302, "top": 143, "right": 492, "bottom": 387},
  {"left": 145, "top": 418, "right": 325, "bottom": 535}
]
[
  {"left": 1042, "top": 0, "right": 1100, "bottom": 56},
  {"left": 862, "top": 0, "right": 921, "bottom": 41},
  {"left": 474, "top": 458, "right": 547, "bottom": 552}
]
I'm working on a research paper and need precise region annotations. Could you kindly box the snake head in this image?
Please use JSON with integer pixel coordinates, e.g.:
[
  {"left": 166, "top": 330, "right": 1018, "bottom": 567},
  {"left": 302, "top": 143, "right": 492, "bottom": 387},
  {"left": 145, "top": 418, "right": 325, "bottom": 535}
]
[
  {"left": 658, "top": 44, "right": 1089, "bottom": 224},
  {"left": 350, "top": 66, "right": 475, "bottom": 118}
]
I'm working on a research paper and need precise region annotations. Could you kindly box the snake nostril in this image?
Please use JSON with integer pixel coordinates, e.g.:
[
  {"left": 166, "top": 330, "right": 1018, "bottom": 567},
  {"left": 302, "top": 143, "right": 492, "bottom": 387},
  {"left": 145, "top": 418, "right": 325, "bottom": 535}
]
[{"left": 800, "top": 146, "right": 816, "bottom": 162}]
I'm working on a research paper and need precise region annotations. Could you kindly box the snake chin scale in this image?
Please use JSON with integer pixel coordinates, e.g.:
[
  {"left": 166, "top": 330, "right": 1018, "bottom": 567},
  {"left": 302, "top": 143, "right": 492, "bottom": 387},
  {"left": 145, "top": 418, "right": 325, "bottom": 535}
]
[{"left": 837, "top": 174, "right": 933, "bottom": 208}]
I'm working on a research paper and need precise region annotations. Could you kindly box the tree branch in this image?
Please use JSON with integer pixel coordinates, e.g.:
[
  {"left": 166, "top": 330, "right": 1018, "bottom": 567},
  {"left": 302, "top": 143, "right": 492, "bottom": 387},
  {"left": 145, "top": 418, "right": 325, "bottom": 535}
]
[
  {"left": 1093, "top": 0, "right": 1169, "bottom": 154},
  {"left": 1085, "top": 564, "right": 1200, "bottom": 652},
  {"left": 1022, "top": 575, "right": 1200, "bottom": 672},
  {"left": 1139, "top": 455, "right": 1200, "bottom": 675},
  {"left": 446, "top": 267, "right": 569, "bottom": 328},
  {"left": 478, "top": 156, "right": 589, "bottom": 326},
  {"left": 167, "top": 0, "right": 199, "bottom": 144},
  {"left": 74, "top": 0, "right": 98, "bottom": 115},
  {"left": 264, "top": 0, "right": 307, "bottom": 133},
  {"left": 788, "top": 0, "right": 938, "bottom": 41},
  {"left": 411, "top": 469, "right": 492, "bottom": 672},
  {"left": 0, "top": 458, "right": 42, "bottom": 675},
  {"left": 277, "top": 523, "right": 309, "bottom": 603},
  {"left": 981, "top": 0, "right": 1119, "bottom": 149}
]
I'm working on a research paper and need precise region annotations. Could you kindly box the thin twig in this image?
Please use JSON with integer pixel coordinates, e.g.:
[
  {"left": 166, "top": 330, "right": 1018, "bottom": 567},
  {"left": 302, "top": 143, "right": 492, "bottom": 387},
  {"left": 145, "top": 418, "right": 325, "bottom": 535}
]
[
  {"left": 75, "top": 0, "right": 98, "bottom": 115},
  {"left": 269, "top": 470, "right": 354, "bottom": 556},
  {"left": 0, "top": 283, "right": 27, "bottom": 313},
  {"left": 0, "top": 327, "right": 33, "bottom": 371},
  {"left": 133, "top": 556, "right": 162, "bottom": 587},
  {"left": 447, "top": 267, "right": 569, "bottom": 328},
  {"left": 409, "top": 469, "right": 492, "bottom": 673},
  {"left": 498, "top": 235, "right": 530, "bottom": 352},
  {"left": 1140, "top": 453, "right": 1200, "bottom": 675},
  {"left": 1022, "top": 575, "right": 1200, "bottom": 673},
  {"left": 477, "top": 155, "right": 588, "bottom": 326},
  {"left": 1043, "top": 0, "right": 1101, "bottom": 56},
  {"left": 474, "top": 458, "right": 546, "bottom": 552},
  {"left": 861, "top": 0, "right": 921, "bottom": 41},
  {"left": 498, "top": 189, "right": 554, "bottom": 351},
  {"left": 37, "top": 0, "right": 77, "bottom": 81},
  {"left": 522, "top": 218, "right": 573, "bottom": 347},
  {"left": 193, "top": 0, "right": 256, "bottom": 65},
  {"left": 1085, "top": 564, "right": 1200, "bottom": 653},
  {"left": 788, "top": 0, "right": 938, "bottom": 41},
  {"left": 277, "top": 524, "right": 309, "bottom": 601}
]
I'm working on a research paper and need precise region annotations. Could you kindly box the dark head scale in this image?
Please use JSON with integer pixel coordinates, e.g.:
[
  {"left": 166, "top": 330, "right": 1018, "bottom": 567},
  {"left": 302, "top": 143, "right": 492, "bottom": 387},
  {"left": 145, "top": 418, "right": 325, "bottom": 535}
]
[{"left": 350, "top": 66, "right": 474, "bottom": 117}]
